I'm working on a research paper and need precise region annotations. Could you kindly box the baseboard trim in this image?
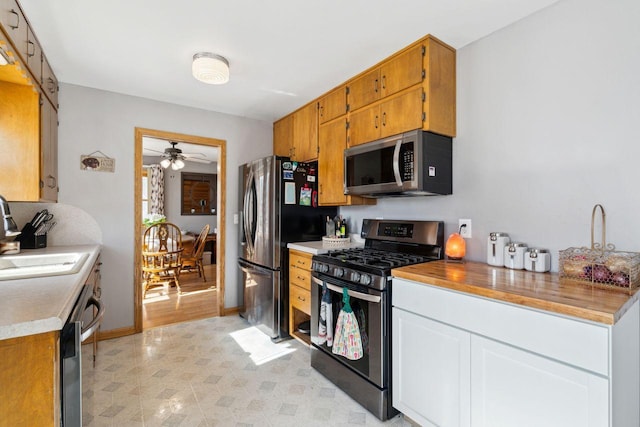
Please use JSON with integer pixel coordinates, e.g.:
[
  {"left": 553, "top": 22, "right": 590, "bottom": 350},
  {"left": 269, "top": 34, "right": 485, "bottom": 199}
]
[
  {"left": 222, "top": 306, "right": 240, "bottom": 316},
  {"left": 98, "top": 326, "right": 136, "bottom": 341}
]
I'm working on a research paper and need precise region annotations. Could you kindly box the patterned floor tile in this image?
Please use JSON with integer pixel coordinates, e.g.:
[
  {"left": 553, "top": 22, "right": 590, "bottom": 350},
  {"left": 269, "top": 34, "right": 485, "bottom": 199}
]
[{"left": 82, "top": 315, "right": 412, "bottom": 426}]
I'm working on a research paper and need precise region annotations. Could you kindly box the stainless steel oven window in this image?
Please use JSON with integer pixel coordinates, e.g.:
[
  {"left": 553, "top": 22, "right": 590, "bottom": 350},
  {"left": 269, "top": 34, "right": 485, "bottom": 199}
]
[{"left": 310, "top": 275, "right": 386, "bottom": 387}]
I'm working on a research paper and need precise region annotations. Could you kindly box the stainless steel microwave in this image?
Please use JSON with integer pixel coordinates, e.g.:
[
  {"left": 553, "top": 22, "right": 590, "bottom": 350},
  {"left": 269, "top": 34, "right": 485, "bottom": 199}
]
[{"left": 344, "top": 130, "right": 452, "bottom": 197}]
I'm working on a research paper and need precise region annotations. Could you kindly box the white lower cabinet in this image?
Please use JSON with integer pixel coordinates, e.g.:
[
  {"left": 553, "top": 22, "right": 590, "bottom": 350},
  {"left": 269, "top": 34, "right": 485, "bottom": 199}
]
[
  {"left": 393, "top": 309, "right": 471, "bottom": 427},
  {"left": 392, "top": 277, "right": 639, "bottom": 427},
  {"left": 471, "top": 335, "right": 608, "bottom": 427}
]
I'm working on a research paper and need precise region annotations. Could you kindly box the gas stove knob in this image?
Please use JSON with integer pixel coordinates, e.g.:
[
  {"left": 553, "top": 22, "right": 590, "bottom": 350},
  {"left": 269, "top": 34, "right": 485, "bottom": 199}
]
[
  {"left": 360, "top": 274, "right": 372, "bottom": 285},
  {"left": 334, "top": 268, "right": 345, "bottom": 278},
  {"left": 351, "top": 272, "right": 361, "bottom": 282},
  {"left": 311, "top": 261, "right": 318, "bottom": 271},
  {"left": 320, "top": 263, "right": 329, "bottom": 273}
]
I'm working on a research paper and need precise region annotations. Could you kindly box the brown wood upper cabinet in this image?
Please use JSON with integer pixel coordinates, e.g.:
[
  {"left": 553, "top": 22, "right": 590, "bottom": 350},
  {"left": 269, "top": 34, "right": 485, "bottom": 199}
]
[
  {"left": 0, "top": 0, "right": 60, "bottom": 202},
  {"left": 273, "top": 114, "right": 293, "bottom": 157},
  {"left": 274, "top": 102, "right": 318, "bottom": 162},
  {"left": 40, "top": 95, "right": 59, "bottom": 202},
  {"left": 291, "top": 102, "right": 318, "bottom": 161},
  {"left": 348, "top": 44, "right": 424, "bottom": 112},
  {"left": 0, "top": 0, "right": 27, "bottom": 61},
  {"left": 318, "top": 85, "right": 347, "bottom": 124},
  {"left": 348, "top": 36, "right": 456, "bottom": 145},
  {"left": 318, "top": 117, "right": 374, "bottom": 206}
]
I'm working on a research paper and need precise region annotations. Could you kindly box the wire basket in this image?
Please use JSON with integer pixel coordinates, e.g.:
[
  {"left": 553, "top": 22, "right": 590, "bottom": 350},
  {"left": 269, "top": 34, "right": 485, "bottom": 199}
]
[
  {"left": 322, "top": 236, "right": 351, "bottom": 248},
  {"left": 559, "top": 204, "right": 640, "bottom": 293}
]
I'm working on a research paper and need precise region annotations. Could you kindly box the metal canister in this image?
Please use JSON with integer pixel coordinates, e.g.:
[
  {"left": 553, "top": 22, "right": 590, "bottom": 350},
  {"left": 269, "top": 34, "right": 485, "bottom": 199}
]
[
  {"left": 504, "top": 242, "right": 528, "bottom": 269},
  {"left": 524, "top": 248, "right": 551, "bottom": 272},
  {"left": 487, "top": 232, "right": 510, "bottom": 266}
]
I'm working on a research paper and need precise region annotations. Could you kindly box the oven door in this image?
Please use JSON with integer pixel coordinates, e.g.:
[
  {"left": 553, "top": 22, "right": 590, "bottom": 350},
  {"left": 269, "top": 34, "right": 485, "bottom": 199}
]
[{"left": 310, "top": 273, "right": 386, "bottom": 387}]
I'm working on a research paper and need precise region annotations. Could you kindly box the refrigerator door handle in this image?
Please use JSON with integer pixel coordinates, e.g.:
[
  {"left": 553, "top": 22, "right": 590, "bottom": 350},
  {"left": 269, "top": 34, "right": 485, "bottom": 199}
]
[
  {"left": 243, "top": 168, "right": 255, "bottom": 255},
  {"left": 238, "top": 259, "right": 273, "bottom": 276}
]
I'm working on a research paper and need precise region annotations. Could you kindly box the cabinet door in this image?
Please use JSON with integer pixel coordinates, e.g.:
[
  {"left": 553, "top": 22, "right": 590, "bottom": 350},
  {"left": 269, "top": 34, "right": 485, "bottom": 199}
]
[
  {"left": 0, "top": 80, "right": 40, "bottom": 201},
  {"left": 273, "top": 114, "right": 293, "bottom": 157},
  {"left": 380, "top": 87, "right": 423, "bottom": 138},
  {"left": 42, "top": 55, "right": 58, "bottom": 107},
  {"left": 380, "top": 44, "right": 424, "bottom": 98},
  {"left": 348, "top": 68, "right": 380, "bottom": 111},
  {"left": 318, "top": 118, "right": 348, "bottom": 205},
  {"left": 318, "top": 86, "right": 347, "bottom": 124},
  {"left": 40, "top": 96, "right": 58, "bottom": 202},
  {"left": 26, "top": 26, "right": 42, "bottom": 84},
  {"left": 292, "top": 102, "right": 318, "bottom": 161},
  {"left": 348, "top": 104, "right": 380, "bottom": 147},
  {"left": 393, "top": 308, "right": 471, "bottom": 427},
  {"left": 471, "top": 335, "right": 608, "bottom": 427},
  {"left": 0, "top": 0, "right": 27, "bottom": 63}
]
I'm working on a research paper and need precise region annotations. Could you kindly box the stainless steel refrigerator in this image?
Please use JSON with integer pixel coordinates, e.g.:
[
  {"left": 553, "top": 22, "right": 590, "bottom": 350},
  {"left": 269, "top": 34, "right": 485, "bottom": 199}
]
[{"left": 238, "top": 156, "right": 336, "bottom": 341}]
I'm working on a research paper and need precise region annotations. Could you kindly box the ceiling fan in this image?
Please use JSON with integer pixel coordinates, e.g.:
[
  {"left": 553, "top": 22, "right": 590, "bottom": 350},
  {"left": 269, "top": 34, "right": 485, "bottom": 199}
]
[{"left": 147, "top": 141, "right": 211, "bottom": 170}]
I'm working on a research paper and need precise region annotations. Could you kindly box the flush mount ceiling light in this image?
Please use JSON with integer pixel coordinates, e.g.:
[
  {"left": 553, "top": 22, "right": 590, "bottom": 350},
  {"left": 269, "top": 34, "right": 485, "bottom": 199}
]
[{"left": 192, "top": 52, "right": 229, "bottom": 85}]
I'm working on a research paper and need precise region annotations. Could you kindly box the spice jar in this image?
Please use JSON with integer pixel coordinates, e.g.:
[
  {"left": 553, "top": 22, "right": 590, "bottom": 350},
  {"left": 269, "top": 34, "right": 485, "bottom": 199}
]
[
  {"left": 504, "top": 242, "right": 528, "bottom": 269},
  {"left": 524, "top": 248, "right": 551, "bottom": 273},
  {"left": 487, "top": 232, "right": 510, "bottom": 266}
]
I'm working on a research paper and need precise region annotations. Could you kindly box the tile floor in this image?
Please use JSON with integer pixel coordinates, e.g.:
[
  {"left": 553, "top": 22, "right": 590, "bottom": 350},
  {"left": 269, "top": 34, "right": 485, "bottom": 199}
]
[{"left": 82, "top": 315, "right": 414, "bottom": 426}]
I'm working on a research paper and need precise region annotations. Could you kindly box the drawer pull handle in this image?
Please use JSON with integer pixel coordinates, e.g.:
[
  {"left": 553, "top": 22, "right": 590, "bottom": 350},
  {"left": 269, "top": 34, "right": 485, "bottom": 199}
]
[
  {"left": 9, "top": 9, "right": 20, "bottom": 30},
  {"left": 297, "top": 296, "right": 306, "bottom": 301}
]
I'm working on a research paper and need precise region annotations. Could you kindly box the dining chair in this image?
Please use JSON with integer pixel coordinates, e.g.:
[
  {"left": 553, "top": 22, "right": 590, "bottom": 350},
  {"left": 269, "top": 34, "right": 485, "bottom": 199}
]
[
  {"left": 141, "top": 222, "right": 183, "bottom": 297},
  {"left": 180, "top": 224, "right": 210, "bottom": 282}
]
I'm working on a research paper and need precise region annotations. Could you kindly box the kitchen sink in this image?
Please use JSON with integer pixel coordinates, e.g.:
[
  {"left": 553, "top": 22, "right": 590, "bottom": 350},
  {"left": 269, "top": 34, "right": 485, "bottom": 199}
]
[{"left": 0, "top": 252, "right": 89, "bottom": 281}]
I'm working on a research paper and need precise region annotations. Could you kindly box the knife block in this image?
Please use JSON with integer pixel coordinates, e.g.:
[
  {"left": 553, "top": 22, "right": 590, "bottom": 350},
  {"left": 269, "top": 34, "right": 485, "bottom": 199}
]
[{"left": 16, "top": 222, "right": 48, "bottom": 249}]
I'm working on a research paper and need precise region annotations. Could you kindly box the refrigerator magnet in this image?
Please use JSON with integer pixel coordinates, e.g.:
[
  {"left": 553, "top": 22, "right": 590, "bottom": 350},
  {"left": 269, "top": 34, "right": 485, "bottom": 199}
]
[
  {"left": 283, "top": 170, "right": 294, "bottom": 180},
  {"left": 299, "top": 186, "right": 312, "bottom": 206},
  {"left": 284, "top": 182, "right": 296, "bottom": 204},
  {"left": 307, "top": 175, "right": 316, "bottom": 182}
]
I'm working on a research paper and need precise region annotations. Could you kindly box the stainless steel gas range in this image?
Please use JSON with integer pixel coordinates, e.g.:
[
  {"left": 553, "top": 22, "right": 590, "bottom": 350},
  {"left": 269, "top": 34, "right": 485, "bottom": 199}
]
[{"left": 310, "top": 219, "right": 445, "bottom": 420}]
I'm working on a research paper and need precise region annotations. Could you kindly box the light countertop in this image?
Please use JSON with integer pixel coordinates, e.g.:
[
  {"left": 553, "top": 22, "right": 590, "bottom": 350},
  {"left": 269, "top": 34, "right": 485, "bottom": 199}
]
[
  {"left": 392, "top": 260, "right": 639, "bottom": 325},
  {"left": 287, "top": 238, "right": 364, "bottom": 255},
  {"left": 0, "top": 244, "right": 101, "bottom": 340}
]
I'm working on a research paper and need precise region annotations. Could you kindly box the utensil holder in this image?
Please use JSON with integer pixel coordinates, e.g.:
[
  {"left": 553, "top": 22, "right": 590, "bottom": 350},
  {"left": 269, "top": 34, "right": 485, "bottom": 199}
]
[{"left": 16, "top": 222, "right": 48, "bottom": 249}]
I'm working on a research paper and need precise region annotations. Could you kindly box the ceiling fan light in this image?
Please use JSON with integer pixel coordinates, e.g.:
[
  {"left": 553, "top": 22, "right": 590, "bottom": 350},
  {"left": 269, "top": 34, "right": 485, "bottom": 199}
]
[
  {"left": 192, "top": 53, "right": 229, "bottom": 85},
  {"left": 160, "top": 158, "right": 171, "bottom": 168},
  {"left": 172, "top": 159, "right": 185, "bottom": 170}
]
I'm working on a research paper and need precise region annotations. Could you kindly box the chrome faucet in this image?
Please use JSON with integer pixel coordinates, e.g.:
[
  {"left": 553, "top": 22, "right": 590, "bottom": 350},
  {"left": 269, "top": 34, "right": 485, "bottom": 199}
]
[{"left": 0, "top": 195, "right": 20, "bottom": 239}]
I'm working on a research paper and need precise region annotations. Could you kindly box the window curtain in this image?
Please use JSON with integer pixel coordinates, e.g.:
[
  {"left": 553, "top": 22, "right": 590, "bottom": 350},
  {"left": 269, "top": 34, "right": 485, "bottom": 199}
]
[{"left": 149, "top": 165, "right": 165, "bottom": 215}]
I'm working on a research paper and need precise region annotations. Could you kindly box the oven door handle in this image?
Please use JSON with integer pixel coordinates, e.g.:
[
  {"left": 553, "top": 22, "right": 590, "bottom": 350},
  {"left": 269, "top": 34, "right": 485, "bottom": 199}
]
[{"left": 312, "top": 276, "right": 381, "bottom": 304}]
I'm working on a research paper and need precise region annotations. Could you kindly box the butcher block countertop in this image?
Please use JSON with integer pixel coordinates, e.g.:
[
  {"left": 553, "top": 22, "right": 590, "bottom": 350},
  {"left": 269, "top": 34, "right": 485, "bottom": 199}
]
[{"left": 392, "top": 260, "right": 640, "bottom": 325}]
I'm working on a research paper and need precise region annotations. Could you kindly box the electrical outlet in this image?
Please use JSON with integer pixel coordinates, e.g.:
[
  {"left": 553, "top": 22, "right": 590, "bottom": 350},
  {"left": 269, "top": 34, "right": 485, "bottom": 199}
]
[{"left": 459, "top": 219, "right": 472, "bottom": 238}]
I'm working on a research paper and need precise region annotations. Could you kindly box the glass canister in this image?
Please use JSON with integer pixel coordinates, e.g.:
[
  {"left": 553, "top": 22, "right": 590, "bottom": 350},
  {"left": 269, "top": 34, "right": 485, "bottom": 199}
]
[
  {"left": 504, "top": 242, "right": 528, "bottom": 269},
  {"left": 487, "top": 232, "right": 510, "bottom": 266},
  {"left": 524, "top": 248, "right": 551, "bottom": 272}
]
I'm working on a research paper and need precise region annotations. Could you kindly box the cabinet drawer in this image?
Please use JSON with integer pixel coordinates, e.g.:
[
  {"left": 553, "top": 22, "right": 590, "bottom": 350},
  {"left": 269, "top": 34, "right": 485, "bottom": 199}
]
[
  {"left": 289, "top": 267, "right": 311, "bottom": 291},
  {"left": 290, "top": 284, "right": 311, "bottom": 314},
  {"left": 289, "top": 252, "right": 312, "bottom": 271}
]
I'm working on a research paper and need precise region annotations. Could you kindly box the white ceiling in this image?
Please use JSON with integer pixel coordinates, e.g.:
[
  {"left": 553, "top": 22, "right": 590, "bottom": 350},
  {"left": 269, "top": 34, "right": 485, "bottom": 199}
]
[{"left": 20, "top": 0, "right": 560, "bottom": 123}]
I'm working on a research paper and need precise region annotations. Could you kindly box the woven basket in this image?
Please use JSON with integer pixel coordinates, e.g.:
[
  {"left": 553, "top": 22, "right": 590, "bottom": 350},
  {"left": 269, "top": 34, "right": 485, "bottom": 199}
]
[
  {"left": 559, "top": 204, "right": 640, "bottom": 293},
  {"left": 322, "top": 236, "right": 351, "bottom": 248}
]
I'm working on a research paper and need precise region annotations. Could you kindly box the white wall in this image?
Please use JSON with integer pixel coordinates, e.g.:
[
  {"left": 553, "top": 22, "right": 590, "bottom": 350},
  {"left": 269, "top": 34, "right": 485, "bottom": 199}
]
[
  {"left": 341, "top": 0, "right": 640, "bottom": 270},
  {"left": 58, "top": 84, "right": 272, "bottom": 331}
]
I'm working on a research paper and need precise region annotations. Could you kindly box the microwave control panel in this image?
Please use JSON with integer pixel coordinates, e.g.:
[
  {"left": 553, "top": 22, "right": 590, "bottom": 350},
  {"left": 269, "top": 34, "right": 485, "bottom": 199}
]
[{"left": 401, "top": 142, "right": 414, "bottom": 181}]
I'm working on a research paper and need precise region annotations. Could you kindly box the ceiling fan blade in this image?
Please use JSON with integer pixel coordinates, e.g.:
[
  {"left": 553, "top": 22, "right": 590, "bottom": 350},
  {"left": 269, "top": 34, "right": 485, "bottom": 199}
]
[{"left": 184, "top": 157, "right": 211, "bottom": 164}]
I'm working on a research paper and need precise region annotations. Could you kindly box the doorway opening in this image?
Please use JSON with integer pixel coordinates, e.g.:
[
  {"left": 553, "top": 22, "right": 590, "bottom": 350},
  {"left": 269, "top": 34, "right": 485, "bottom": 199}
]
[{"left": 134, "top": 128, "right": 227, "bottom": 332}]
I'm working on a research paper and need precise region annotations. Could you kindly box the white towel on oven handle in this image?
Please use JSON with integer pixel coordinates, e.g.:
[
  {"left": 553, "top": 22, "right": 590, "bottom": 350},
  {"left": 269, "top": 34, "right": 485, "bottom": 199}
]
[{"left": 316, "top": 282, "right": 333, "bottom": 347}]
